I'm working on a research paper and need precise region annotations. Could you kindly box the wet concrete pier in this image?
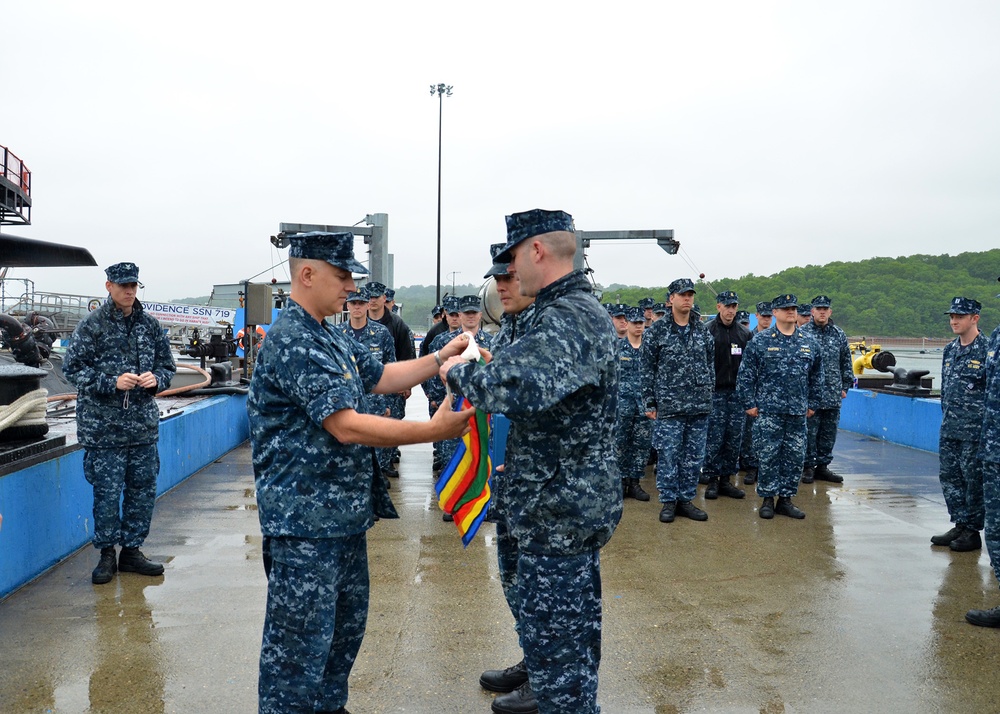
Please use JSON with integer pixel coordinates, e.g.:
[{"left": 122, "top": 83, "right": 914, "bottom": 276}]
[{"left": 2, "top": 406, "right": 1000, "bottom": 713}]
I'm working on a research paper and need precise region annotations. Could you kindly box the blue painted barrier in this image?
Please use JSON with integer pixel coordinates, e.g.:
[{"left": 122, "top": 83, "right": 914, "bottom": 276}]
[
  {"left": 0, "top": 394, "right": 249, "bottom": 599},
  {"left": 839, "top": 389, "right": 941, "bottom": 454}
]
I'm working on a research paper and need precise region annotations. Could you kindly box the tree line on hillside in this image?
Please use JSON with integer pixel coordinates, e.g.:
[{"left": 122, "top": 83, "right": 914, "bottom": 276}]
[{"left": 606, "top": 250, "right": 1000, "bottom": 338}]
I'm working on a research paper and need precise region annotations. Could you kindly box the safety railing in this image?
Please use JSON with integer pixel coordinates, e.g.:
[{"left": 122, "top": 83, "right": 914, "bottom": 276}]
[{"left": 1, "top": 145, "right": 31, "bottom": 197}]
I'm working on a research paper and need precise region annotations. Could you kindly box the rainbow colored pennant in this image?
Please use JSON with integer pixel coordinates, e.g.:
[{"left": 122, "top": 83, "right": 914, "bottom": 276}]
[{"left": 434, "top": 396, "right": 492, "bottom": 547}]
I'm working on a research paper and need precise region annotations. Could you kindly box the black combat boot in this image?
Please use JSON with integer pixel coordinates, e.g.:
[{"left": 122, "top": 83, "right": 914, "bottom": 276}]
[
  {"left": 966, "top": 605, "right": 1000, "bottom": 628},
  {"left": 931, "top": 526, "right": 962, "bottom": 546},
  {"left": 814, "top": 464, "right": 843, "bottom": 483},
  {"left": 775, "top": 496, "right": 805, "bottom": 519},
  {"left": 704, "top": 477, "right": 719, "bottom": 500},
  {"left": 480, "top": 659, "right": 529, "bottom": 693},
  {"left": 659, "top": 501, "right": 676, "bottom": 523},
  {"left": 759, "top": 497, "right": 775, "bottom": 519},
  {"left": 949, "top": 528, "right": 982, "bottom": 552},
  {"left": 624, "top": 478, "right": 651, "bottom": 502},
  {"left": 801, "top": 467, "right": 815, "bottom": 484},
  {"left": 675, "top": 500, "right": 708, "bottom": 521},
  {"left": 118, "top": 547, "right": 164, "bottom": 577},
  {"left": 718, "top": 476, "right": 746, "bottom": 499},
  {"left": 92, "top": 547, "right": 117, "bottom": 585},
  {"left": 743, "top": 468, "right": 758, "bottom": 485},
  {"left": 491, "top": 680, "right": 538, "bottom": 714}
]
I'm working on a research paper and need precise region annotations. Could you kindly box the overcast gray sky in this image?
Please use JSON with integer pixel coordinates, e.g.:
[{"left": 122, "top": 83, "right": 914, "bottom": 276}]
[{"left": 3, "top": 0, "right": 999, "bottom": 303}]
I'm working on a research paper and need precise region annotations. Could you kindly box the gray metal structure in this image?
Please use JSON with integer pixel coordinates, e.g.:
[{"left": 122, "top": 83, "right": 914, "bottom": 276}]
[{"left": 573, "top": 229, "right": 679, "bottom": 272}]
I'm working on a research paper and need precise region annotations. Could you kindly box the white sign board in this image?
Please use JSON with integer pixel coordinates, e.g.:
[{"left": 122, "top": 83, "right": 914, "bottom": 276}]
[{"left": 144, "top": 302, "right": 238, "bottom": 328}]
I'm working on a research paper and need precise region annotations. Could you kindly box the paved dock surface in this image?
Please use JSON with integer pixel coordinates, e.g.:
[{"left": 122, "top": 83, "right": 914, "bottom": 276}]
[{"left": 2, "top": 403, "right": 1000, "bottom": 713}]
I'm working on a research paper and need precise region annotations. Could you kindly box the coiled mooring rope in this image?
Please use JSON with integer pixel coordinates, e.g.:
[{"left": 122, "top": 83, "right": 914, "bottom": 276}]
[{"left": 0, "top": 388, "right": 49, "bottom": 434}]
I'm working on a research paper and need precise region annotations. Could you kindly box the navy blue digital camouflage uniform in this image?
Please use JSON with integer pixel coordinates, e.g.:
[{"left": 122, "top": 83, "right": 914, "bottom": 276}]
[
  {"left": 641, "top": 298, "right": 715, "bottom": 504},
  {"left": 337, "top": 309, "right": 396, "bottom": 473},
  {"left": 249, "top": 291, "right": 393, "bottom": 714},
  {"left": 447, "top": 265, "right": 621, "bottom": 714},
  {"left": 615, "top": 311, "right": 652, "bottom": 485},
  {"left": 939, "top": 323, "right": 989, "bottom": 533},
  {"left": 63, "top": 293, "right": 175, "bottom": 552},
  {"left": 736, "top": 318, "right": 822, "bottom": 498},
  {"left": 489, "top": 299, "right": 537, "bottom": 650},
  {"left": 979, "top": 322, "right": 1000, "bottom": 590},
  {"left": 800, "top": 307, "right": 853, "bottom": 471},
  {"left": 704, "top": 303, "right": 752, "bottom": 480}
]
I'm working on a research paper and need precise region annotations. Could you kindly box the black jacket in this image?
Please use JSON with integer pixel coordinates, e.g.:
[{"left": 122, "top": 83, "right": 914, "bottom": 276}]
[{"left": 707, "top": 317, "right": 752, "bottom": 391}]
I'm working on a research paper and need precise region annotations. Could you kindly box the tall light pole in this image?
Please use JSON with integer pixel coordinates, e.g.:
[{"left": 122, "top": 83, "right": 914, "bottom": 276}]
[
  {"left": 430, "top": 83, "right": 453, "bottom": 306},
  {"left": 447, "top": 270, "right": 461, "bottom": 295}
]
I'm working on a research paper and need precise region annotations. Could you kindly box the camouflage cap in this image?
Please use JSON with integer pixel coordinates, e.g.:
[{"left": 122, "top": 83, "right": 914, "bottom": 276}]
[
  {"left": 105, "top": 262, "right": 141, "bottom": 285},
  {"left": 288, "top": 232, "right": 368, "bottom": 275},
  {"left": 364, "top": 281, "right": 386, "bottom": 297},
  {"left": 496, "top": 209, "right": 575, "bottom": 262},
  {"left": 602, "top": 302, "right": 613, "bottom": 314},
  {"left": 484, "top": 242, "right": 511, "bottom": 278},
  {"left": 459, "top": 295, "right": 482, "bottom": 313},
  {"left": 736, "top": 310, "right": 750, "bottom": 324},
  {"left": 443, "top": 296, "right": 461, "bottom": 314},
  {"left": 626, "top": 306, "right": 645, "bottom": 323},
  {"left": 692, "top": 303, "right": 702, "bottom": 317},
  {"left": 771, "top": 293, "right": 798, "bottom": 309},
  {"left": 755, "top": 301, "right": 773, "bottom": 316},
  {"left": 431, "top": 304, "right": 444, "bottom": 317},
  {"left": 638, "top": 297, "right": 655, "bottom": 310},
  {"left": 345, "top": 288, "right": 370, "bottom": 303},
  {"left": 797, "top": 303, "right": 813, "bottom": 316},
  {"left": 384, "top": 288, "right": 396, "bottom": 301},
  {"left": 946, "top": 296, "right": 982, "bottom": 315},
  {"left": 610, "top": 303, "right": 627, "bottom": 318},
  {"left": 812, "top": 295, "right": 832, "bottom": 308},
  {"left": 668, "top": 278, "right": 697, "bottom": 295},
  {"left": 652, "top": 302, "right": 667, "bottom": 314},
  {"left": 715, "top": 290, "right": 739, "bottom": 306}
]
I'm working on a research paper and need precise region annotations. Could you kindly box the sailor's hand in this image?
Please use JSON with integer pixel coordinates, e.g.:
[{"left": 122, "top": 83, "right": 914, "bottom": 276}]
[
  {"left": 645, "top": 410, "right": 656, "bottom": 420},
  {"left": 439, "top": 355, "right": 466, "bottom": 382},
  {"left": 136, "top": 371, "right": 158, "bottom": 389},
  {"left": 746, "top": 407, "right": 759, "bottom": 418},
  {"left": 806, "top": 409, "right": 815, "bottom": 418},
  {"left": 117, "top": 372, "right": 140, "bottom": 390},
  {"left": 438, "top": 332, "right": 471, "bottom": 360},
  {"left": 431, "top": 394, "right": 474, "bottom": 440},
  {"left": 478, "top": 347, "right": 493, "bottom": 364}
]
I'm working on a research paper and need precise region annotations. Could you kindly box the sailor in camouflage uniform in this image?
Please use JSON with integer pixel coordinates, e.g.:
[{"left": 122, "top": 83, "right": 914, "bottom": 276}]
[
  {"left": 615, "top": 306, "right": 652, "bottom": 502},
  {"left": 641, "top": 278, "right": 715, "bottom": 524},
  {"left": 610, "top": 303, "right": 628, "bottom": 339},
  {"left": 796, "top": 302, "right": 812, "bottom": 327},
  {"left": 966, "top": 279, "right": 1000, "bottom": 628},
  {"left": 703, "top": 290, "right": 751, "bottom": 500},
  {"left": 337, "top": 288, "right": 397, "bottom": 477},
  {"left": 931, "top": 297, "right": 988, "bottom": 553},
  {"left": 639, "top": 296, "right": 655, "bottom": 328},
  {"left": 427, "top": 295, "right": 493, "bottom": 480},
  {"left": 800, "top": 296, "right": 853, "bottom": 484},
  {"left": 736, "top": 294, "right": 822, "bottom": 520},
  {"left": 424, "top": 297, "right": 463, "bottom": 474},
  {"left": 443, "top": 209, "right": 621, "bottom": 714},
  {"left": 478, "top": 243, "right": 539, "bottom": 704},
  {"left": 64, "top": 262, "right": 176, "bottom": 585},
  {"left": 248, "top": 232, "right": 473, "bottom": 714},
  {"left": 739, "top": 301, "right": 773, "bottom": 484}
]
